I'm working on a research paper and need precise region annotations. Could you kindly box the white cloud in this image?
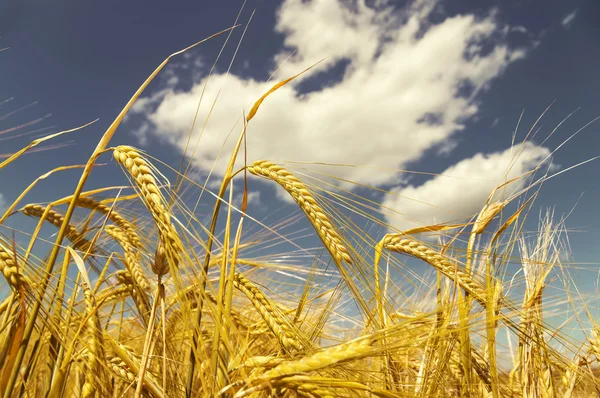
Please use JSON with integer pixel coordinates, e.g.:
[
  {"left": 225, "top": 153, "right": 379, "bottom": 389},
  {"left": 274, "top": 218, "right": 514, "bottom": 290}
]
[
  {"left": 561, "top": 10, "right": 577, "bottom": 29},
  {"left": 381, "top": 142, "right": 552, "bottom": 232},
  {"left": 130, "top": 0, "right": 531, "bottom": 191},
  {"left": 0, "top": 194, "right": 5, "bottom": 212}
]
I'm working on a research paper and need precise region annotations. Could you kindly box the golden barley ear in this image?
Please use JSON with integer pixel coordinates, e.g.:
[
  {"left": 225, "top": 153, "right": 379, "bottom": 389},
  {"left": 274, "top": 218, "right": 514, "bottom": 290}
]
[
  {"left": 381, "top": 235, "right": 488, "bottom": 306},
  {"left": 113, "top": 146, "right": 182, "bottom": 276},
  {"left": 233, "top": 273, "right": 304, "bottom": 353},
  {"left": 247, "top": 160, "right": 352, "bottom": 265},
  {"left": 0, "top": 244, "right": 30, "bottom": 292}
]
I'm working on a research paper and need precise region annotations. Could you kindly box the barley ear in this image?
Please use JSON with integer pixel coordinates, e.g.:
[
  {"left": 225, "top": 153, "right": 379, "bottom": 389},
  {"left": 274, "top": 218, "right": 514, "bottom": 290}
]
[
  {"left": 113, "top": 146, "right": 182, "bottom": 276},
  {"left": 247, "top": 160, "right": 351, "bottom": 265}
]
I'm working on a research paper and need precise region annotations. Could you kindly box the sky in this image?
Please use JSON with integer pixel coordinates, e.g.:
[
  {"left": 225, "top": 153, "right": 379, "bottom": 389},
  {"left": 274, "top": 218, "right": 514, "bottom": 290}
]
[{"left": 1, "top": 0, "right": 600, "bottom": 317}]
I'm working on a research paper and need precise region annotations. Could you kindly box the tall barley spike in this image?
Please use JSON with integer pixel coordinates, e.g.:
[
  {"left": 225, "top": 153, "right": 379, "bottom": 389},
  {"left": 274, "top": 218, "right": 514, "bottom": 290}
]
[{"left": 81, "top": 287, "right": 108, "bottom": 397}]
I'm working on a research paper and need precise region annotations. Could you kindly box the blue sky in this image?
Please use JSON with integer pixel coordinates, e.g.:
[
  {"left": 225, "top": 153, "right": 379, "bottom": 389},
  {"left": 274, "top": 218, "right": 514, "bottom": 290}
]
[{"left": 1, "top": 0, "right": 600, "bottom": 317}]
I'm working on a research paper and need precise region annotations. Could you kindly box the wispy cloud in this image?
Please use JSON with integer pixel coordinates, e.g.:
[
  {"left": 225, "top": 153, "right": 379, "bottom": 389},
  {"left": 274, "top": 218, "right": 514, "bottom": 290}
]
[{"left": 561, "top": 10, "right": 577, "bottom": 30}]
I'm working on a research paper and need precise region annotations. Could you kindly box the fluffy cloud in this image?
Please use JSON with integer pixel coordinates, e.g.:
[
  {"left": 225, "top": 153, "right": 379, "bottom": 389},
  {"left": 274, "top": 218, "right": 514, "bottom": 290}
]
[
  {"left": 381, "top": 142, "right": 552, "bottom": 232},
  {"left": 129, "top": 0, "right": 530, "bottom": 190}
]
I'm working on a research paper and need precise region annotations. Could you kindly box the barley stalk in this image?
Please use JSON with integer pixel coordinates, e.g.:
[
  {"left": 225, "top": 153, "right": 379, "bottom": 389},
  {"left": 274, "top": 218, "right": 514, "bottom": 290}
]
[
  {"left": 273, "top": 375, "right": 397, "bottom": 398},
  {"left": 22, "top": 204, "right": 95, "bottom": 253},
  {"left": 113, "top": 146, "right": 181, "bottom": 275},
  {"left": 590, "top": 328, "right": 600, "bottom": 365},
  {"left": 114, "top": 270, "right": 152, "bottom": 324},
  {"left": 236, "top": 356, "right": 286, "bottom": 370},
  {"left": 382, "top": 235, "right": 488, "bottom": 306},
  {"left": 0, "top": 244, "right": 29, "bottom": 291},
  {"left": 233, "top": 273, "right": 303, "bottom": 352},
  {"left": 82, "top": 287, "right": 108, "bottom": 397},
  {"left": 96, "top": 284, "right": 133, "bottom": 305},
  {"left": 234, "top": 335, "right": 377, "bottom": 397},
  {"left": 169, "top": 285, "right": 248, "bottom": 329},
  {"left": 259, "top": 335, "right": 375, "bottom": 379},
  {"left": 247, "top": 160, "right": 351, "bottom": 265},
  {"left": 105, "top": 334, "right": 163, "bottom": 397},
  {"left": 104, "top": 225, "right": 150, "bottom": 291},
  {"left": 77, "top": 196, "right": 142, "bottom": 248}
]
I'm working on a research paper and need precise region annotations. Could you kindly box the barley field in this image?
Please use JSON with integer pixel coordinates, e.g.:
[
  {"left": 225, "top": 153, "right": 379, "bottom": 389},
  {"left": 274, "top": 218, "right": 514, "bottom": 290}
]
[{"left": 1, "top": 11, "right": 600, "bottom": 398}]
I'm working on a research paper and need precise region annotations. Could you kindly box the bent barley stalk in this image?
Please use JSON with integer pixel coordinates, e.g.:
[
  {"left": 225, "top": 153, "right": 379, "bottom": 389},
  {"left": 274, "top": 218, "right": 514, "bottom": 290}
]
[
  {"left": 113, "top": 270, "right": 152, "bottom": 324},
  {"left": 21, "top": 204, "right": 95, "bottom": 254},
  {"left": 270, "top": 375, "right": 399, "bottom": 398},
  {"left": 168, "top": 285, "right": 248, "bottom": 329},
  {"left": 77, "top": 196, "right": 143, "bottom": 248},
  {"left": 234, "top": 335, "right": 377, "bottom": 397},
  {"left": 96, "top": 284, "right": 132, "bottom": 305},
  {"left": 113, "top": 146, "right": 181, "bottom": 276},
  {"left": 2, "top": 32, "right": 236, "bottom": 398},
  {"left": 104, "top": 225, "right": 150, "bottom": 292},
  {"left": 381, "top": 235, "right": 488, "bottom": 306},
  {"left": 105, "top": 334, "right": 163, "bottom": 398},
  {"left": 247, "top": 160, "right": 352, "bottom": 265},
  {"left": 233, "top": 273, "right": 303, "bottom": 353},
  {"left": 261, "top": 335, "right": 376, "bottom": 378}
]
